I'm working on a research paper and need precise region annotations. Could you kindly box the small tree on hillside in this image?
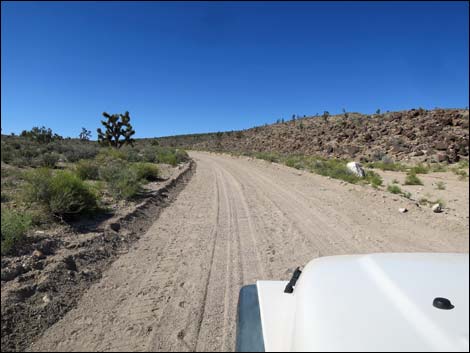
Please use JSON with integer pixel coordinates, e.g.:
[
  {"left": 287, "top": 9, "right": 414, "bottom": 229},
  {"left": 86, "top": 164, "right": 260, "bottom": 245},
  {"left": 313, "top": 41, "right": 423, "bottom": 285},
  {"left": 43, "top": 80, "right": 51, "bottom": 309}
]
[
  {"left": 322, "top": 111, "right": 330, "bottom": 122},
  {"left": 79, "top": 127, "right": 92, "bottom": 141},
  {"left": 97, "top": 111, "right": 135, "bottom": 148},
  {"left": 376, "top": 109, "right": 381, "bottom": 114}
]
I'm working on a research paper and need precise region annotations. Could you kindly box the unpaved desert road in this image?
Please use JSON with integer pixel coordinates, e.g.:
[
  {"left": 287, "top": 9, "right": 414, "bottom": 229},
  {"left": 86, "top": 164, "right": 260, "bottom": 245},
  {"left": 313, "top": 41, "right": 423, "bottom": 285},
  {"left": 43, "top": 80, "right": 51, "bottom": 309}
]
[{"left": 30, "top": 152, "right": 469, "bottom": 352}]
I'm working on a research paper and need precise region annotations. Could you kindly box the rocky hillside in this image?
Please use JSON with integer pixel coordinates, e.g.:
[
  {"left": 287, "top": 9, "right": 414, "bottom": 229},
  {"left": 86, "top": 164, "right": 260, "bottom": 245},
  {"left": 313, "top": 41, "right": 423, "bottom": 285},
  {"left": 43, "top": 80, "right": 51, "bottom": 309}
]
[{"left": 158, "top": 108, "right": 469, "bottom": 164}]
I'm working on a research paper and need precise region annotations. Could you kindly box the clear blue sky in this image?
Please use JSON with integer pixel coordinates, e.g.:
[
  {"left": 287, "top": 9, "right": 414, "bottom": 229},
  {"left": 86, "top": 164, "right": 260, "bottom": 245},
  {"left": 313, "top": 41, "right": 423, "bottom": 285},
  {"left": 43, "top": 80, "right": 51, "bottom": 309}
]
[{"left": 1, "top": 1, "right": 469, "bottom": 139}]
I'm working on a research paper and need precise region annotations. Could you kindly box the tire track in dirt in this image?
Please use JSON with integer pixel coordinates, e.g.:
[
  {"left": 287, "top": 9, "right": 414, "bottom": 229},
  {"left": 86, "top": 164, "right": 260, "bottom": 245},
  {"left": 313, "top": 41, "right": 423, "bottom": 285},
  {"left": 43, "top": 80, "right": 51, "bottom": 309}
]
[{"left": 29, "top": 151, "right": 469, "bottom": 352}]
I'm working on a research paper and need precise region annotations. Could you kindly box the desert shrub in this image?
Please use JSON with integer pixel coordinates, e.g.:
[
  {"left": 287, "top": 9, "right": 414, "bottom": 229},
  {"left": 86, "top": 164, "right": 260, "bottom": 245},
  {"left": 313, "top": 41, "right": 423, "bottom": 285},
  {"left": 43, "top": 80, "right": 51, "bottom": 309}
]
[
  {"left": 107, "top": 169, "right": 142, "bottom": 200},
  {"left": 141, "top": 146, "right": 158, "bottom": 163},
  {"left": 154, "top": 147, "right": 189, "bottom": 166},
  {"left": 387, "top": 184, "right": 402, "bottom": 194},
  {"left": 99, "top": 160, "right": 141, "bottom": 200},
  {"left": 419, "top": 197, "right": 446, "bottom": 207},
  {"left": 452, "top": 168, "right": 468, "bottom": 180},
  {"left": 35, "top": 152, "right": 60, "bottom": 168},
  {"left": 24, "top": 168, "right": 54, "bottom": 203},
  {"left": 120, "top": 146, "right": 143, "bottom": 162},
  {"left": 429, "top": 163, "right": 448, "bottom": 173},
  {"left": 366, "top": 160, "right": 407, "bottom": 172},
  {"left": 174, "top": 149, "right": 189, "bottom": 164},
  {"left": 23, "top": 168, "right": 98, "bottom": 216},
  {"left": 419, "top": 197, "right": 429, "bottom": 205},
  {"left": 1, "top": 136, "right": 100, "bottom": 166},
  {"left": 76, "top": 159, "right": 100, "bottom": 180},
  {"left": 402, "top": 191, "right": 412, "bottom": 199},
  {"left": 404, "top": 172, "right": 423, "bottom": 185},
  {"left": 409, "top": 164, "right": 429, "bottom": 174},
  {"left": 155, "top": 148, "right": 177, "bottom": 165},
  {"left": 61, "top": 143, "right": 100, "bottom": 162},
  {"left": 285, "top": 155, "right": 306, "bottom": 169},
  {"left": 254, "top": 152, "right": 281, "bottom": 163},
  {"left": 1, "top": 143, "right": 14, "bottom": 163},
  {"left": 1, "top": 208, "right": 32, "bottom": 255},
  {"left": 365, "top": 170, "right": 383, "bottom": 188},
  {"left": 435, "top": 181, "right": 446, "bottom": 190},
  {"left": 95, "top": 148, "right": 127, "bottom": 163},
  {"left": 311, "top": 159, "right": 361, "bottom": 184},
  {"left": 98, "top": 158, "right": 127, "bottom": 181},
  {"left": 132, "top": 162, "right": 160, "bottom": 182}
]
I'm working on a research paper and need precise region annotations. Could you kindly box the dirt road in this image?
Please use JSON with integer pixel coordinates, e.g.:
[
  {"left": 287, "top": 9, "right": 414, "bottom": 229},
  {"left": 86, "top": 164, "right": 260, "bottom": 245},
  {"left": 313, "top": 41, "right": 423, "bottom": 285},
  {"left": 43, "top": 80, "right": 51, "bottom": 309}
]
[{"left": 29, "top": 152, "right": 469, "bottom": 352}]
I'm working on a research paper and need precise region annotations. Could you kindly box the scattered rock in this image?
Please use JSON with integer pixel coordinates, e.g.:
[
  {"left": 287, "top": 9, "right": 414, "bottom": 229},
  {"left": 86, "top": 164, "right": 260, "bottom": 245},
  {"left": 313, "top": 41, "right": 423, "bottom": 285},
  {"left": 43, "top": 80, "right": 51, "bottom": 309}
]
[
  {"left": 169, "top": 109, "right": 469, "bottom": 163},
  {"left": 32, "top": 250, "right": 45, "bottom": 260},
  {"left": 1, "top": 264, "right": 24, "bottom": 282},
  {"left": 63, "top": 256, "right": 78, "bottom": 272},
  {"left": 109, "top": 222, "right": 121, "bottom": 232},
  {"left": 42, "top": 294, "right": 52, "bottom": 304},
  {"left": 434, "top": 141, "right": 448, "bottom": 150},
  {"left": 432, "top": 203, "right": 443, "bottom": 213},
  {"left": 399, "top": 208, "right": 408, "bottom": 213},
  {"left": 346, "top": 162, "right": 366, "bottom": 177},
  {"left": 12, "top": 284, "right": 37, "bottom": 302},
  {"left": 435, "top": 153, "right": 448, "bottom": 163}
]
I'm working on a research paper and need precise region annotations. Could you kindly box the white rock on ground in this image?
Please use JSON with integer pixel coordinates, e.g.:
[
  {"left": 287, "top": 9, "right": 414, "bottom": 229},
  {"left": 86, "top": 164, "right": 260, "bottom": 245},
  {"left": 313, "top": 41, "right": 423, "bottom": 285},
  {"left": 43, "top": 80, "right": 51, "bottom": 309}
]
[
  {"left": 432, "top": 203, "right": 443, "bottom": 213},
  {"left": 347, "top": 162, "right": 366, "bottom": 177},
  {"left": 399, "top": 208, "right": 408, "bottom": 213}
]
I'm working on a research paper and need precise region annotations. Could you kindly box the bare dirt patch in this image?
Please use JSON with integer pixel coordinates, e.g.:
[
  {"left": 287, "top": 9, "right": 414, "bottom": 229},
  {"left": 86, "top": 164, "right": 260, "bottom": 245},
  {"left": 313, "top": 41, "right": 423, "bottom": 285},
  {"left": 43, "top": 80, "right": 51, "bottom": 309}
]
[{"left": 377, "top": 169, "right": 469, "bottom": 225}]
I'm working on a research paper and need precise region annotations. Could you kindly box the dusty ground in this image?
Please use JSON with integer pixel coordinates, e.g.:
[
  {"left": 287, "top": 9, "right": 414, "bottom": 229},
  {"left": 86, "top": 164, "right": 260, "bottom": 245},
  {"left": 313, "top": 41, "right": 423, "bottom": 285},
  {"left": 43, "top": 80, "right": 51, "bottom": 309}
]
[
  {"left": 378, "top": 169, "right": 470, "bottom": 223},
  {"left": 28, "top": 152, "right": 468, "bottom": 352},
  {"left": 1, "top": 163, "right": 193, "bottom": 352}
]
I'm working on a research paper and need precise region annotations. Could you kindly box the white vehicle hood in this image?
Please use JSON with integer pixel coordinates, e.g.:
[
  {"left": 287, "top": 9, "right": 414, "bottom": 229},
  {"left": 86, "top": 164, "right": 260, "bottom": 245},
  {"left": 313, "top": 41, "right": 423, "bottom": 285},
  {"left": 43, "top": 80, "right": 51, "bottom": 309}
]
[{"left": 257, "top": 253, "right": 469, "bottom": 352}]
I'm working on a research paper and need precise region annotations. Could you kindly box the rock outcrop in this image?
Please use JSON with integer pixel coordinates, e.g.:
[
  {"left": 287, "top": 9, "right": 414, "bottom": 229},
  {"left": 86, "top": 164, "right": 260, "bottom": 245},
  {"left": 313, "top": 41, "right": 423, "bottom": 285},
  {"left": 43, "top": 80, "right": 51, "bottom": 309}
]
[{"left": 158, "top": 108, "right": 469, "bottom": 164}]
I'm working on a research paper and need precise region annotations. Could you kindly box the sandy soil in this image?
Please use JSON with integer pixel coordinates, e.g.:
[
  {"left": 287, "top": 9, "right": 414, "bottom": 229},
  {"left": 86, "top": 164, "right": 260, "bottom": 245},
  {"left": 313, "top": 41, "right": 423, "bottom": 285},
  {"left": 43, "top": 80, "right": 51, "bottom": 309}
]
[
  {"left": 29, "top": 152, "right": 469, "bottom": 352},
  {"left": 378, "top": 169, "right": 470, "bottom": 223}
]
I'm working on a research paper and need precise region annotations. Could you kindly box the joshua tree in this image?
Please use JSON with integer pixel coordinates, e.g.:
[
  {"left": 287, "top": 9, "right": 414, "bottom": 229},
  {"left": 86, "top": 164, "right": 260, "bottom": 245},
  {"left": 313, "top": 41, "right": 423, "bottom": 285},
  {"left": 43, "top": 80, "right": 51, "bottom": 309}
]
[
  {"left": 322, "top": 111, "right": 330, "bottom": 122},
  {"left": 79, "top": 127, "right": 92, "bottom": 141},
  {"left": 376, "top": 109, "right": 381, "bottom": 114},
  {"left": 97, "top": 111, "right": 135, "bottom": 148}
]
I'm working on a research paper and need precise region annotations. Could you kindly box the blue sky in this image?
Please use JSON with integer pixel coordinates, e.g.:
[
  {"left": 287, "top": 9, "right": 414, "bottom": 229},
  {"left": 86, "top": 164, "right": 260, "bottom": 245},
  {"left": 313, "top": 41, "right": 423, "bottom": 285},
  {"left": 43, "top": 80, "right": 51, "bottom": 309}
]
[{"left": 1, "top": 1, "right": 469, "bottom": 139}]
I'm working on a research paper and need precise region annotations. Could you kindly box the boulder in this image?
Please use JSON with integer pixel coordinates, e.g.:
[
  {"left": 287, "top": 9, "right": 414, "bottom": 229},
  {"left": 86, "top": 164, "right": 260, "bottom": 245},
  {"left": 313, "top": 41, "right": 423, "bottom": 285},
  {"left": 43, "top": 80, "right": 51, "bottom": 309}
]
[
  {"left": 434, "top": 141, "right": 448, "bottom": 151},
  {"left": 435, "top": 153, "right": 448, "bottom": 163},
  {"left": 346, "top": 162, "right": 366, "bottom": 178},
  {"left": 109, "top": 222, "right": 121, "bottom": 232}
]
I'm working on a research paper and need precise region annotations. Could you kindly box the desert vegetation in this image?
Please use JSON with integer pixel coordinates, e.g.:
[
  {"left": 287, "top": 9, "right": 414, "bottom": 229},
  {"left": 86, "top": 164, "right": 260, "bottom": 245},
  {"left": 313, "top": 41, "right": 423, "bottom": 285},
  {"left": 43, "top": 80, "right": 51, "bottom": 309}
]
[
  {"left": 1, "top": 116, "right": 189, "bottom": 256},
  {"left": 231, "top": 151, "right": 384, "bottom": 187}
]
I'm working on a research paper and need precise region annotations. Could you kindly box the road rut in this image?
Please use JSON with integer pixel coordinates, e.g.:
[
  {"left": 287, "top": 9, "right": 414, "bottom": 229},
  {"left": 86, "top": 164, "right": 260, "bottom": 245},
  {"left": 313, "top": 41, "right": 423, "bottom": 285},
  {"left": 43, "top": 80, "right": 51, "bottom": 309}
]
[{"left": 30, "top": 152, "right": 469, "bottom": 352}]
